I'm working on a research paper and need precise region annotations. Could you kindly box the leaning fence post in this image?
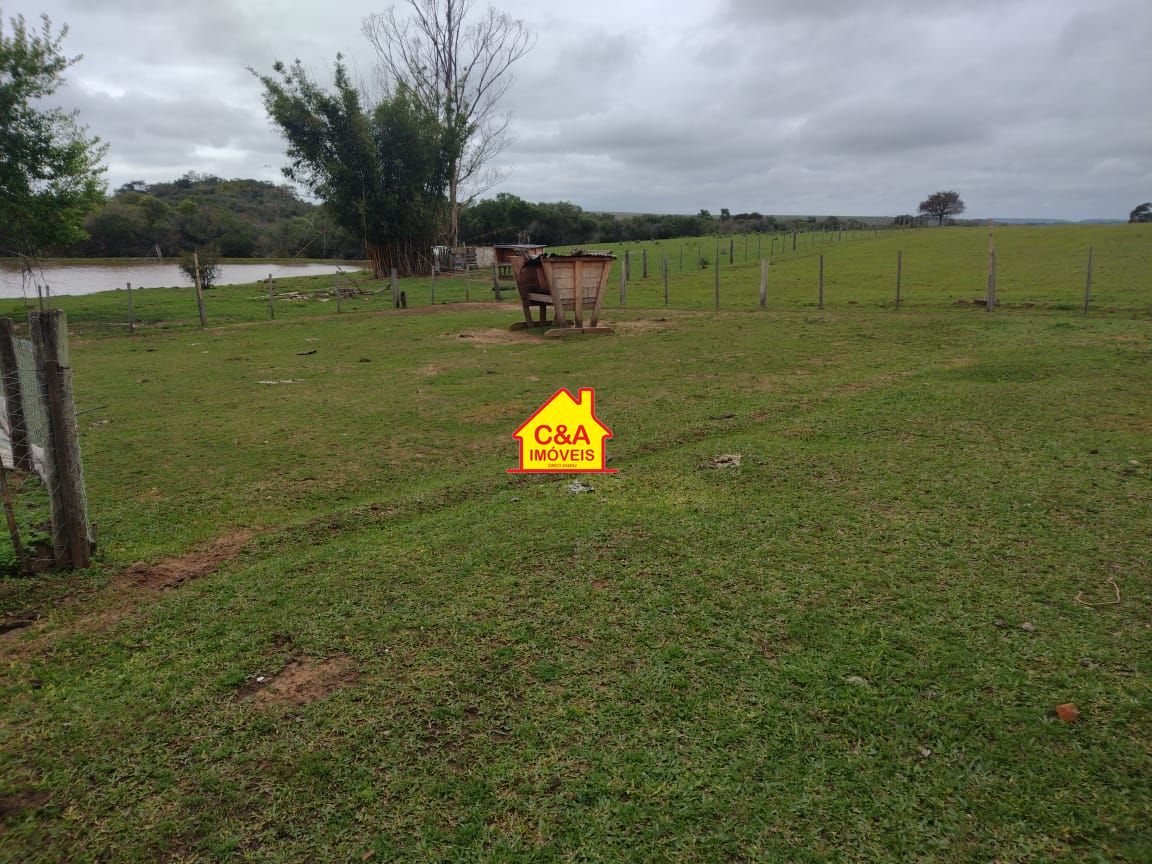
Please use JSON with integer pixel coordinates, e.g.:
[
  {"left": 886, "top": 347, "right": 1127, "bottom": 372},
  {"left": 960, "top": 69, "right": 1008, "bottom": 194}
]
[
  {"left": 193, "top": 252, "right": 207, "bottom": 328},
  {"left": 0, "top": 318, "right": 33, "bottom": 473},
  {"left": 29, "top": 310, "right": 91, "bottom": 569},
  {"left": 1083, "top": 245, "right": 1094, "bottom": 315}
]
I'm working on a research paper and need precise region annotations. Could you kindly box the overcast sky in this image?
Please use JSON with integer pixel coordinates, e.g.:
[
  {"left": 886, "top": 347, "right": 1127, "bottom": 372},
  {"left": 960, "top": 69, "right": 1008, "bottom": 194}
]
[{"left": 8, "top": 0, "right": 1151, "bottom": 219}]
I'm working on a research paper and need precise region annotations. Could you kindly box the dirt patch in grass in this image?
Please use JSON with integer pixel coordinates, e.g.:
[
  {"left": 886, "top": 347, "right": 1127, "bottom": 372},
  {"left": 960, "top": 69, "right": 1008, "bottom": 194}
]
[
  {"left": 246, "top": 654, "right": 359, "bottom": 706},
  {"left": 0, "top": 789, "right": 50, "bottom": 834},
  {"left": 454, "top": 328, "right": 544, "bottom": 345},
  {"left": 125, "top": 529, "right": 255, "bottom": 589},
  {"left": 0, "top": 529, "right": 256, "bottom": 660}
]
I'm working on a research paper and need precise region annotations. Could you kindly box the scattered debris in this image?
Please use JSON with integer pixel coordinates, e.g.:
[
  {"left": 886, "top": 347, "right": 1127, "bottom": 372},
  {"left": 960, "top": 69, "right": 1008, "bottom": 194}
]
[
  {"left": 708, "top": 454, "right": 742, "bottom": 468},
  {"left": 918, "top": 747, "right": 933, "bottom": 758},
  {"left": 459, "top": 333, "right": 475, "bottom": 339},
  {"left": 567, "top": 480, "right": 594, "bottom": 494},
  {"left": 845, "top": 675, "right": 869, "bottom": 686},
  {"left": 994, "top": 619, "right": 1008, "bottom": 629},
  {"left": 1019, "top": 622, "right": 1037, "bottom": 632},
  {"left": 710, "top": 413, "right": 737, "bottom": 420},
  {"left": 258, "top": 379, "right": 304, "bottom": 385},
  {"left": 358, "top": 357, "right": 372, "bottom": 363},
  {"left": 1055, "top": 703, "right": 1080, "bottom": 723},
  {"left": 1075, "top": 577, "right": 1122, "bottom": 607},
  {"left": 296, "top": 350, "right": 317, "bottom": 356}
]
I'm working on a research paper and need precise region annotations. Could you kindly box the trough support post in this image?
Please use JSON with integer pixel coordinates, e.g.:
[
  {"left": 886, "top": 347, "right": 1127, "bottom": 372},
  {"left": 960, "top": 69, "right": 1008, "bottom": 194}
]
[
  {"left": 193, "top": 252, "right": 207, "bottom": 328},
  {"left": 1082, "top": 245, "right": 1094, "bottom": 315},
  {"left": 0, "top": 318, "right": 32, "bottom": 473},
  {"left": 896, "top": 251, "right": 903, "bottom": 310},
  {"left": 818, "top": 254, "right": 825, "bottom": 310},
  {"left": 759, "top": 259, "right": 768, "bottom": 309},
  {"left": 29, "top": 310, "right": 91, "bottom": 569},
  {"left": 126, "top": 282, "right": 135, "bottom": 333}
]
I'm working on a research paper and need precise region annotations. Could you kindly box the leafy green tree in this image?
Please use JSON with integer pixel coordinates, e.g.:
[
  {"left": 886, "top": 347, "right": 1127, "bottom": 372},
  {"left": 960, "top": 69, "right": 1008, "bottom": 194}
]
[
  {"left": 254, "top": 58, "right": 453, "bottom": 277},
  {"left": 0, "top": 13, "right": 106, "bottom": 258},
  {"left": 179, "top": 247, "right": 221, "bottom": 290},
  {"left": 1129, "top": 202, "right": 1152, "bottom": 223},
  {"left": 917, "top": 190, "right": 965, "bottom": 226}
]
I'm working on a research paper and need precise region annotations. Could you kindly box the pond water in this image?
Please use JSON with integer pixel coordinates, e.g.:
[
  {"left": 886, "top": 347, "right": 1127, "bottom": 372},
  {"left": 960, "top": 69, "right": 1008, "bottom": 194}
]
[{"left": 0, "top": 261, "right": 363, "bottom": 299}]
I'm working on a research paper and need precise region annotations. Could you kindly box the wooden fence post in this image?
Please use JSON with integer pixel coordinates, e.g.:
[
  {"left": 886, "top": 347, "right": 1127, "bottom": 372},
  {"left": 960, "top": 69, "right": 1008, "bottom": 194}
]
[
  {"left": 895, "top": 250, "right": 903, "bottom": 310},
  {"left": 624, "top": 250, "right": 631, "bottom": 282},
  {"left": 759, "top": 259, "right": 768, "bottom": 309},
  {"left": 987, "top": 249, "right": 997, "bottom": 311},
  {"left": 642, "top": 248, "right": 648, "bottom": 279},
  {"left": 619, "top": 259, "right": 626, "bottom": 306},
  {"left": 193, "top": 252, "right": 207, "bottom": 328},
  {"left": 818, "top": 254, "right": 825, "bottom": 309},
  {"left": 714, "top": 255, "right": 720, "bottom": 310},
  {"left": 336, "top": 271, "right": 342, "bottom": 313},
  {"left": 464, "top": 261, "right": 471, "bottom": 302},
  {"left": 663, "top": 256, "right": 669, "bottom": 307},
  {"left": 126, "top": 282, "right": 135, "bottom": 333},
  {"left": 0, "top": 318, "right": 32, "bottom": 472},
  {"left": 29, "top": 310, "right": 90, "bottom": 569},
  {"left": 267, "top": 274, "right": 274, "bottom": 320},
  {"left": 391, "top": 268, "right": 399, "bottom": 308},
  {"left": 986, "top": 220, "right": 997, "bottom": 311},
  {"left": 1083, "top": 245, "right": 1094, "bottom": 315},
  {"left": 728, "top": 237, "right": 734, "bottom": 264}
]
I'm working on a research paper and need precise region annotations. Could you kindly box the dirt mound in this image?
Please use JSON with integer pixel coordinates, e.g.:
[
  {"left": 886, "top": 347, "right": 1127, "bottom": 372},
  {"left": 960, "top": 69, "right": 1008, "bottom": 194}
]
[
  {"left": 126, "top": 529, "right": 254, "bottom": 589},
  {"left": 247, "top": 654, "right": 359, "bottom": 706}
]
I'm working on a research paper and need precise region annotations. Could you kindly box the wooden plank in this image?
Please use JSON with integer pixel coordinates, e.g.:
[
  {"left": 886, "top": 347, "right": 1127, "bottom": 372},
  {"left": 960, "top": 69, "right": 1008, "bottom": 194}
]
[
  {"left": 544, "top": 326, "right": 614, "bottom": 337},
  {"left": 572, "top": 259, "right": 584, "bottom": 328}
]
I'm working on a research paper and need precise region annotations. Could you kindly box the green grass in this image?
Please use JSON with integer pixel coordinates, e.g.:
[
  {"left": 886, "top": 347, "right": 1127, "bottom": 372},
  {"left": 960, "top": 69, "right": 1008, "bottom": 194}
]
[
  {"left": 0, "top": 230, "right": 1150, "bottom": 861},
  {"left": 2, "top": 224, "right": 1148, "bottom": 339}
]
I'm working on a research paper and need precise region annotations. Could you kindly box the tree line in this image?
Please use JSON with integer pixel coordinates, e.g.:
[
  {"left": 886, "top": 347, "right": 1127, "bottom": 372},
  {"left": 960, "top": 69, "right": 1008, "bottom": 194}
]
[{"left": 54, "top": 173, "right": 364, "bottom": 259}]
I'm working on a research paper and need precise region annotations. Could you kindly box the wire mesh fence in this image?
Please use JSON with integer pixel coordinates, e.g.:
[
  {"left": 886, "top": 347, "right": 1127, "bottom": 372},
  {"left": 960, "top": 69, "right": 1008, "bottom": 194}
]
[{"left": 0, "top": 312, "right": 92, "bottom": 572}]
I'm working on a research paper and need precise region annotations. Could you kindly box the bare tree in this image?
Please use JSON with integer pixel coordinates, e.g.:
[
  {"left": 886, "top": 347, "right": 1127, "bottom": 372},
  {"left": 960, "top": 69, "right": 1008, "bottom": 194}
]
[{"left": 363, "top": 0, "right": 535, "bottom": 246}]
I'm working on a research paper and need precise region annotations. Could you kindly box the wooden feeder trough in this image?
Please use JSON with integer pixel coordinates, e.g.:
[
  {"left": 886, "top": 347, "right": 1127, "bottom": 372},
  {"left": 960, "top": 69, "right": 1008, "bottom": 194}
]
[{"left": 510, "top": 251, "right": 616, "bottom": 337}]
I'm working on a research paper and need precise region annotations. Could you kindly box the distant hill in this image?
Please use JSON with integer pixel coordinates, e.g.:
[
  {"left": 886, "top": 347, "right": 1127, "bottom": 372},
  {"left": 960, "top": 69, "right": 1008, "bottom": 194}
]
[{"left": 64, "top": 173, "right": 362, "bottom": 259}]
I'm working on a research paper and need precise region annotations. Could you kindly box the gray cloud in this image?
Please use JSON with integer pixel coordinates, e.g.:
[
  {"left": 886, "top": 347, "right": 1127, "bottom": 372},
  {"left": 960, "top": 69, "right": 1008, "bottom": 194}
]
[{"left": 7, "top": 0, "right": 1152, "bottom": 219}]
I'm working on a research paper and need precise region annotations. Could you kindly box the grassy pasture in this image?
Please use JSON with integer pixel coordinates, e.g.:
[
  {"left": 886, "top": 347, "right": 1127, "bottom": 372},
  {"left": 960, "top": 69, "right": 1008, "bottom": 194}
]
[
  {"left": 0, "top": 226, "right": 1150, "bottom": 862},
  {"left": 2, "top": 224, "right": 1148, "bottom": 337}
]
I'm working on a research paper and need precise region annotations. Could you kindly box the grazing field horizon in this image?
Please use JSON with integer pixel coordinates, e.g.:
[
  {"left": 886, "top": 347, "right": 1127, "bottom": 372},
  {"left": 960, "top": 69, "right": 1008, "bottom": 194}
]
[{"left": 0, "top": 223, "right": 1148, "bottom": 862}]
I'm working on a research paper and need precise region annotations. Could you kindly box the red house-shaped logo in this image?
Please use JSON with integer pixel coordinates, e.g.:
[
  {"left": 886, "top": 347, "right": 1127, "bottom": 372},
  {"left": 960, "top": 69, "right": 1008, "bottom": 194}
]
[{"left": 508, "top": 387, "right": 616, "bottom": 474}]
